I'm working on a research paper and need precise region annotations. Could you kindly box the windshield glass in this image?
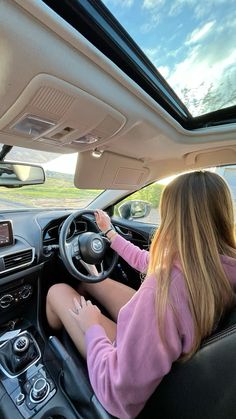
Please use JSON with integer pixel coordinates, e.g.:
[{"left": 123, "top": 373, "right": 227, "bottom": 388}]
[
  {"left": 0, "top": 146, "right": 102, "bottom": 210},
  {"left": 102, "top": 0, "right": 236, "bottom": 117}
]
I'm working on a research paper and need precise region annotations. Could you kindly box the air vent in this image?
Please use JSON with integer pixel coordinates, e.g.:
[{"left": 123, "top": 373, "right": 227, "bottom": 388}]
[{"left": 3, "top": 249, "right": 34, "bottom": 272}]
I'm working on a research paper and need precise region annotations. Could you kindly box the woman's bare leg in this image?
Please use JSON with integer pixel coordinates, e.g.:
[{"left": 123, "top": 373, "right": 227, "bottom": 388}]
[
  {"left": 46, "top": 283, "right": 117, "bottom": 359},
  {"left": 78, "top": 278, "right": 136, "bottom": 322}
]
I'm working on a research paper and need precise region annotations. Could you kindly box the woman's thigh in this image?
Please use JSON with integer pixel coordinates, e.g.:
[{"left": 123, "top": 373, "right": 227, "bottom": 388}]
[
  {"left": 79, "top": 278, "right": 136, "bottom": 322},
  {"left": 47, "top": 283, "right": 117, "bottom": 358}
]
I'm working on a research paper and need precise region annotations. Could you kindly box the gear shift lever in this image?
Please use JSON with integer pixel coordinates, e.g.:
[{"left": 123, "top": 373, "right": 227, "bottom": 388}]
[
  {"left": 13, "top": 335, "right": 30, "bottom": 354},
  {"left": 0, "top": 332, "right": 39, "bottom": 376}
]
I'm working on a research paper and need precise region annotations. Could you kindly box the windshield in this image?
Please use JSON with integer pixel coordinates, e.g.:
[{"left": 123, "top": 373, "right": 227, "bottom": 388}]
[
  {"left": 0, "top": 146, "right": 102, "bottom": 210},
  {"left": 101, "top": 0, "right": 236, "bottom": 117}
]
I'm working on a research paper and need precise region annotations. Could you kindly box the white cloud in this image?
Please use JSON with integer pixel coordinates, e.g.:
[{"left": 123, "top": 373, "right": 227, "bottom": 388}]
[
  {"left": 168, "top": 44, "right": 236, "bottom": 115},
  {"left": 142, "top": 0, "right": 165, "bottom": 9},
  {"left": 158, "top": 65, "right": 170, "bottom": 78},
  {"left": 167, "top": 46, "right": 183, "bottom": 58},
  {"left": 194, "top": 0, "right": 234, "bottom": 18},
  {"left": 143, "top": 47, "right": 161, "bottom": 60},
  {"left": 140, "top": 12, "right": 161, "bottom": 33},
  {"left": 164, "top": 6, "right": 236, "bottom": 116},
  {"left": 169, "top": 0, "right": 236, "bottom": 20},
  {"left": 169, "top": 0, "right": 197, "bottom": 17},
  {"left": 168, "top": 0, "right": 233, "bottom": 19},
  {"left": 186, "top": 21, "right": 215, "bottom": 45}
]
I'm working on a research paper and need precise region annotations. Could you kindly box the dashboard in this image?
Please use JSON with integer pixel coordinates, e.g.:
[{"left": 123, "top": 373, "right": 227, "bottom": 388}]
[
  {"left": 0, "top": 209, "right": 97, "bottom": 279},
  {"left": 0, "top": 207, "right": 147, "bottom": 317}
]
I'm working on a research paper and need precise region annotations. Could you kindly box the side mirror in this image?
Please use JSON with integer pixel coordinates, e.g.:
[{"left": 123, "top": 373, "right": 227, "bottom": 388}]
[
  {"left": 0, "top": 161, "right": 45, "bottom": 187},
  {"left": 118, "top": 200, "right": 152, "bottom": 220}
]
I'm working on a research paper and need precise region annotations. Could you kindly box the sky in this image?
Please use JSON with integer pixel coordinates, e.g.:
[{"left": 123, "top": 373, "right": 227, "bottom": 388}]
[
  {"left": 5, "top": 145, "right": 78, "bottom": 175},
  {"left": 102, "top": 0, "right": 236, "bottom": 116},
  {"left": 43, "top": 153, "right": 77, "bottom": 174}
]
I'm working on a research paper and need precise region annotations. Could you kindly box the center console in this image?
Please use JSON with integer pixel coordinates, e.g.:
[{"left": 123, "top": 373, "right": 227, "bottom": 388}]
[
  {"left": 0, "top": 331, "right": 55, "bottom": 417},
  {"left": 0, "top": 325, "right": 79, "bottom": 419}
]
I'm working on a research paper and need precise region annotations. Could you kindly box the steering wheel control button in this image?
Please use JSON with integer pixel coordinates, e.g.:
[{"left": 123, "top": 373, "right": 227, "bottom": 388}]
[
  {"left": 15, "top": 392, "right": 25, "bottom": 405},
  {"left": 73, "top": 243, "right": 79, "bottom": 254},
  {"left": 13, "top": 335, "right": 30, "bottom": 353},
  {"left": 30, "top": 378, "right": 50, "bottom": 403}
]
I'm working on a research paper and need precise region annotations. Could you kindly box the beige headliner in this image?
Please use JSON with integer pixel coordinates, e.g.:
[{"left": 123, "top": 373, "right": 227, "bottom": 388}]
[{"left": 0, "top": 0, "right": 236, "bottom": 189}]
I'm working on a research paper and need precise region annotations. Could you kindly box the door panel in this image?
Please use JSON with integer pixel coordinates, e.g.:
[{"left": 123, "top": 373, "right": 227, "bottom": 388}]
[{"left": 110, "top": 216, "right": 157, "bottom": 290}]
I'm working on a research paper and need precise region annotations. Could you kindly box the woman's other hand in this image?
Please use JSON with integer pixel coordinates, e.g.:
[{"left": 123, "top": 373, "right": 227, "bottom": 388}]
[
  {"left": 69, "top": 296, "right": 101, "bottom": 333},
  {"left": 95, "top": 209, "right": 111, "bottom": 233}
]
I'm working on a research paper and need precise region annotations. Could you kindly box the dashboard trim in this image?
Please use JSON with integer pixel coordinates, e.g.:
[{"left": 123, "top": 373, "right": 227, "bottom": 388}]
[{"left": 0, "top": 247, "right": 35, "bottom": 275}]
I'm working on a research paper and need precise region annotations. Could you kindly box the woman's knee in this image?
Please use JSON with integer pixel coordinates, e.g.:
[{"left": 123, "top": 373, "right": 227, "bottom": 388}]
[{"left": 47, "top": 283, "right": 75, "bottom": 308}]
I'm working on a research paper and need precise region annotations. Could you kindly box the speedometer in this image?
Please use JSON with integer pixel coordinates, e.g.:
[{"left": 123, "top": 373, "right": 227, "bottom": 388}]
[{"left": 59, "top": 220, "right": 76, "bottom": 240}]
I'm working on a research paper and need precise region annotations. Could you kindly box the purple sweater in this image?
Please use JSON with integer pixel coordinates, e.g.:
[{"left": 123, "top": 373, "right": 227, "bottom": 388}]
[{"left": 85, "top": 235, "right": 236, "bottom": 419}]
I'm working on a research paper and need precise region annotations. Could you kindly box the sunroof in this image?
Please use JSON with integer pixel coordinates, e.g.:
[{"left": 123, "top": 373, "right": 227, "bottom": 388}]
[
  {"left": 42, "top": 0, "right": 236, "bottom": 129},
  {"left": 101, "top": 0, "right": 236, "bottom": 117}
]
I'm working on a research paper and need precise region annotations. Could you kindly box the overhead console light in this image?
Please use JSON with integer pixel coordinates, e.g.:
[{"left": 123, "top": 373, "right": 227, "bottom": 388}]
[
  {"left": 72, "top": 133, "right": 100, "bottom": 144},
  {"left": 11, "top": 115, "right": 56, "bottom": 137},
  {"left": 92, "top": 150, "right": 103, "bottom": 158}
]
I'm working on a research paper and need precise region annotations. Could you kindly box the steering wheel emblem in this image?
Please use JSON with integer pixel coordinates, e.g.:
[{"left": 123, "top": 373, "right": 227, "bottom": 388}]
[{"left": 92, "top": 238, "right": 103, "bottom": 253}]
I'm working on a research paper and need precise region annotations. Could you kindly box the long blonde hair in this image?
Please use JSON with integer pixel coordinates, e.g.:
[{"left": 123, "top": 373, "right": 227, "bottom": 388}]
[{"left": 147, "top": 170, "right": 236, "bottom": 359}]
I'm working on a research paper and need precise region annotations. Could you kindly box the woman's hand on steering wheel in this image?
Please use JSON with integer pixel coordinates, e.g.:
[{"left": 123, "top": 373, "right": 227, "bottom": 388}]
[{"left": 95, "top": 209, "right": 112, "bottom": 233}]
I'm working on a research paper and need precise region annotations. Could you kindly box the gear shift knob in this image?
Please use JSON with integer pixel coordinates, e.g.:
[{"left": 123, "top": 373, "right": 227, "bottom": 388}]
[{"left": 13, "top": 335, "right": 30, "bottom": 354}]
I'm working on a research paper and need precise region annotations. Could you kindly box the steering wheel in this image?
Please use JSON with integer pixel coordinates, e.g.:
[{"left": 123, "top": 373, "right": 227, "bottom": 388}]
[{"left": 59, "top": 210, "right": 118, "bottom": 283}]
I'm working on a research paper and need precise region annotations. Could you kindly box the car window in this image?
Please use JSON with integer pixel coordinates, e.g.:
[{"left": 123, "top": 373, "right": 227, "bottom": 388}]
[
  {"left": 0, "top": 145, "right": 103, "bottom": 210},
  {"left": 115, "top": 165, "right": 236, "bottom": 225}
]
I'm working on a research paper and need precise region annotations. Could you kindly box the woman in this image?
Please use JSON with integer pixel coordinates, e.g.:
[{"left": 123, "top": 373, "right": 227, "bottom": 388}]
[{"left": 46, "top": 170, "right": 236, "bottom": 419}]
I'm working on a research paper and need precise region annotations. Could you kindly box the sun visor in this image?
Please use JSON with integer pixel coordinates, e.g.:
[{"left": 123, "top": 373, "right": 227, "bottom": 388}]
[
  {"left": 74, "top": 151, "right": 150, "bottom": 190},
  {"left": 184, "top": 147, "right": 236, "bottom": 168}
]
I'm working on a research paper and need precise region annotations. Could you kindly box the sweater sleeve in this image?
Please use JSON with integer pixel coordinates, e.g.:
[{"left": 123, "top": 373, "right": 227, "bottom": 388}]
[
  {"left": 85, "top": 281, "right": 183, "bottom": 419},
  {"left": 110, "top": 234, "right": 149, "bottom": 273}
]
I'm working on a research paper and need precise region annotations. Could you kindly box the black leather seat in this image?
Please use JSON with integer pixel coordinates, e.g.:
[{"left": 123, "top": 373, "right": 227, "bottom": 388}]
[
  {"left": 138, "top": 306, "right": 236, "bottom": 419},
  {"left": 61, "top": 307, "right": 236, "bottom": 418}
]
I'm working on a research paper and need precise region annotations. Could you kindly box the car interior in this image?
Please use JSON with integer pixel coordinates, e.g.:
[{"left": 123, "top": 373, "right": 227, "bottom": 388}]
[{"left": 0, "top": 0, "right": 236, "bottom": 418}]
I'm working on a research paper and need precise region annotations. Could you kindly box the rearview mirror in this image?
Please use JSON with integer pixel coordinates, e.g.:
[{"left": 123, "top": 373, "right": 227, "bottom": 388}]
[
  {"left": 0, "top": 161, "right": 45, "bottom": 187},
  {"left": 118, "top": 200, "right": 152, "bottom": 220}
]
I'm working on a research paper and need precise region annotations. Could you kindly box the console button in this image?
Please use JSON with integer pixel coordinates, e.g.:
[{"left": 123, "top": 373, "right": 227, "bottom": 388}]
[
  {"left": 15, "top": 392, "right": 25, "bottom": 405},
  {"left": 24, "top": 381, "right": 31, "bottom": 394},
  {"left": 26, "top": 399, "right": 35, "bottom": 410},
  {"left": 47, "top": 377, "right": 55, "bottom": 391}
]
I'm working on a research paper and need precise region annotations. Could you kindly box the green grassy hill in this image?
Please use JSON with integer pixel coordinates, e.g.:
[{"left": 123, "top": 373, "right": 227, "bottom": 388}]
[{"left": 0, "top": 170, "right": 102, "bottom": 208}]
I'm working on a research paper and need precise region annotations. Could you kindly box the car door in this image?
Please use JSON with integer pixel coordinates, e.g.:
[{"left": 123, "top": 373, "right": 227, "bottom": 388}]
[{"left": 106, "top": 181, "right": 162, "bottom": 289}]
